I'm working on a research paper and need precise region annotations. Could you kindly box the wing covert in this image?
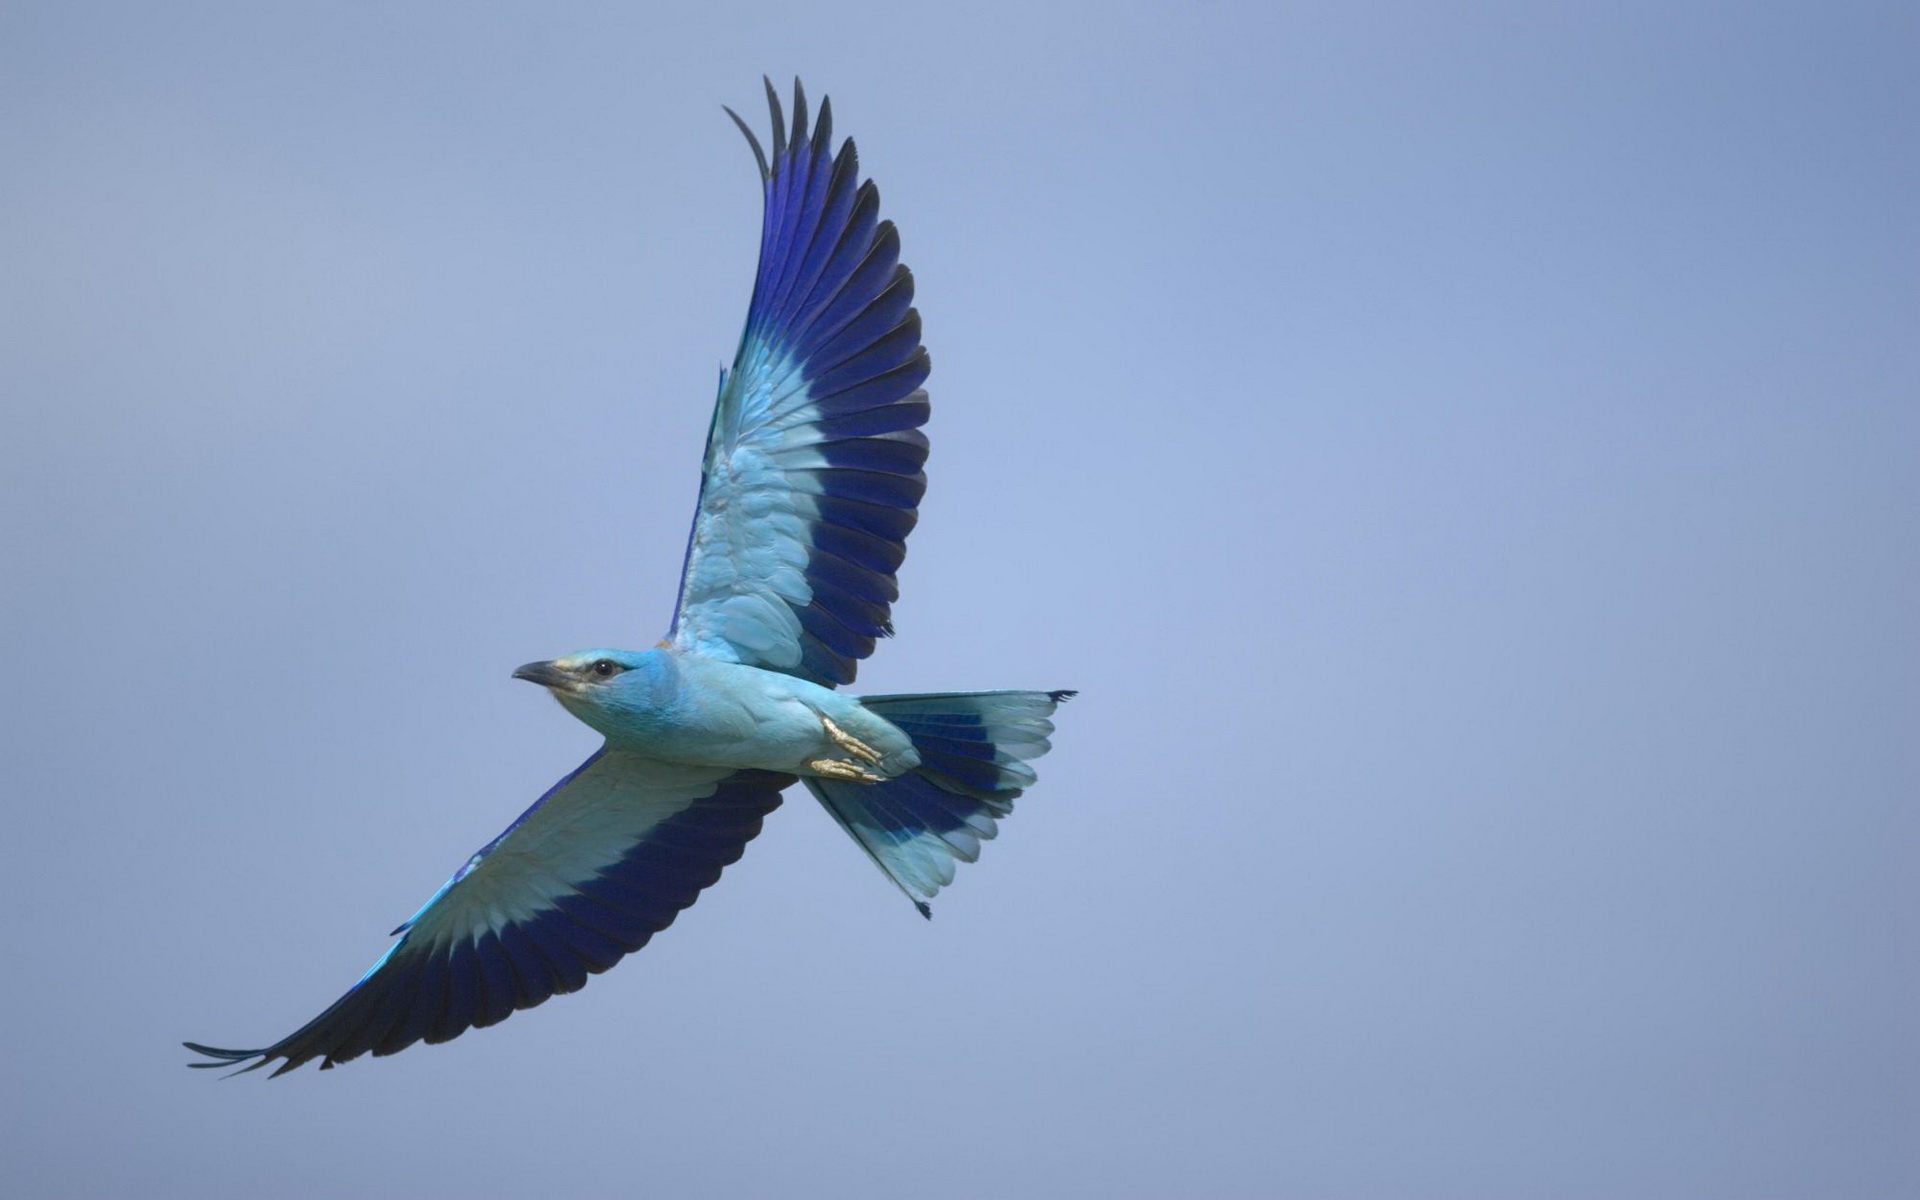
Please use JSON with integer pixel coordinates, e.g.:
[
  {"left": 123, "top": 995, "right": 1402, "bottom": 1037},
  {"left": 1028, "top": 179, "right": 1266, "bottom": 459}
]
[
  {"left": 186, "top": 753, "right": 792, "bottom": 1076},
  {"left": 670, "top": 78, "right": 931, "bottom": 687}
]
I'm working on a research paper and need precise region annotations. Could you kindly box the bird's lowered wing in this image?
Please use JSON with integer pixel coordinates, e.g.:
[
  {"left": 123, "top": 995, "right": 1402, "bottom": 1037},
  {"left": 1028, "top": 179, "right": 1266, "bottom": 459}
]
[
  {"left": 669, "top": 78, "right": 930, "bottom": 687},
  {"left": 187, "top": 753, "right": 791, "bottom": 1075}
]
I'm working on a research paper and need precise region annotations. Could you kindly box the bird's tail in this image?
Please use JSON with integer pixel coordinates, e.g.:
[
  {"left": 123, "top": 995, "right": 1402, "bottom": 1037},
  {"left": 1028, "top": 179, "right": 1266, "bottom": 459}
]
[{"left": 804, "top": 689, "right": 1073, "bottom": 917}]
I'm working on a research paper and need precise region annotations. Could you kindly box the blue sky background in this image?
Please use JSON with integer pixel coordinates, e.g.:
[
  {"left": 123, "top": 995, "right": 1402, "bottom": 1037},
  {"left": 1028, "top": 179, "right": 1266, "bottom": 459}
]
[{"left": 2, "top": 3, "right": 1914, "bottom": 1197}]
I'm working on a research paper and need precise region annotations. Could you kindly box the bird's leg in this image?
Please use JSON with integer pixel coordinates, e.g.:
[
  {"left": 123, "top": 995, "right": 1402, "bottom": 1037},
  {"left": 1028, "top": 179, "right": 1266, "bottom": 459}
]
[
  {"left": 820, "top": 715, "right": 883, "bottom": 765},
  {"left": 808, "top": 715, "right": 886, "bottom": 783},
  {"left": 807, "top": 757, "right": 886, "bottom": 783}
]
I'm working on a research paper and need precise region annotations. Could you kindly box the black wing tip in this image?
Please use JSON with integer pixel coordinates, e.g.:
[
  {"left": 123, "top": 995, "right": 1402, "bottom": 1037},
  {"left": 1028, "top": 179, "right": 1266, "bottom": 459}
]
[
  {"left": 723, "top": 105, "right": 771, "bottom": 181},
  {"left": 183, "top": 1039, "right": 259, "bottom": 1059},
  {"left": 764, "top": 76, "right": 786, "bottom": 162},
  {"left": 1048, "top": 690, "right": 1078, "bottom": 704},
  {"left": 736, "top": 76, "right": 843, "bottom": 183},
  {"left": 183, "top": 1041, "right": 279, "bottom": 1077},
  {"left": 915, "top": 900, "right": 933, "bottom": 920}
]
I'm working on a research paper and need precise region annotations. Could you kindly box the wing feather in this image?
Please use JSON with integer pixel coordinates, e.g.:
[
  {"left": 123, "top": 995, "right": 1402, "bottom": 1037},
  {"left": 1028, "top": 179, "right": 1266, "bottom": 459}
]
[
  {"left": 185, "top": 753, "right": 791, "bottom": 1075},
  {"left": 670, "top": 79, "right": 930, "bottom": 686}
]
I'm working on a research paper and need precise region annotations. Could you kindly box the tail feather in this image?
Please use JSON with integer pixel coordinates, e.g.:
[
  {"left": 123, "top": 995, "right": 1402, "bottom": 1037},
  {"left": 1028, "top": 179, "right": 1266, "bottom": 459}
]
[{"left": 805, "top": 689, "right": 1073, "bottom": 917}]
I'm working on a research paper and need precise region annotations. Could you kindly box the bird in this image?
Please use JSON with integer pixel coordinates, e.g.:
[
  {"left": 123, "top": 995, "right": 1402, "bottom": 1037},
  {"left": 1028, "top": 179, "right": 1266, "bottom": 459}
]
[{"left": 185, "top": 79, "right": 1072, "bottom": 1077}]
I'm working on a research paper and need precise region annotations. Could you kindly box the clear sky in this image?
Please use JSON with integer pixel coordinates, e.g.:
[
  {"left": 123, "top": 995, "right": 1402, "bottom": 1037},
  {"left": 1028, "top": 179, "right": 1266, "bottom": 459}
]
[{"left": 2, "top": 2, "right": 1914, "bottom": 1197}]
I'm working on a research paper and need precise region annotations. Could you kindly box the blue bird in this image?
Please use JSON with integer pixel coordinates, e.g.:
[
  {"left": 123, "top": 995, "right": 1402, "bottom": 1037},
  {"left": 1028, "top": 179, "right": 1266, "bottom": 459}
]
[{"left": 186, "top": 80, "right": 1071, "bottom": 1076}]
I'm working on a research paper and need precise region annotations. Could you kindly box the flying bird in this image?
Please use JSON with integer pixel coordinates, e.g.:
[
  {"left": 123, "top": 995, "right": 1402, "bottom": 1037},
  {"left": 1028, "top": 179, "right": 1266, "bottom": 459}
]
[{"left": 187, "top": 79, "right": 1071, "bottom": 1076}]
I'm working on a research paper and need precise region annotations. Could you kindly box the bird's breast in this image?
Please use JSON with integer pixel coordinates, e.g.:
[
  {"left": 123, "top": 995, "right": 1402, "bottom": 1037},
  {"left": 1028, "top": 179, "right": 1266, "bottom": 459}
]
[{"left": 589, "top": 655, "right": 827, "bottom": 772}]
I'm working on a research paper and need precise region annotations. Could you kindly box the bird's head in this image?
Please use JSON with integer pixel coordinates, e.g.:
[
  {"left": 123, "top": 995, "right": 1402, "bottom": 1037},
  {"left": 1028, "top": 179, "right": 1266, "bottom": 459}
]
[
  {"left": 510, "top": 649, "right": 652, "bottom": 695},
  {"left": 511, "top": 647, "right": 670, "bottom": 733}
]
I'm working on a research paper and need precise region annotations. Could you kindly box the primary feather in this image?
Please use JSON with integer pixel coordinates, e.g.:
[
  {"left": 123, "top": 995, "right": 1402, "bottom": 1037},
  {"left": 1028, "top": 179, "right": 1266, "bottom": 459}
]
[
  {"left": 670, "top": 78, "right": 931, "bottom": 686},
  {"left": 188, "top": 757, "right": 788, "bottom": 1075}
]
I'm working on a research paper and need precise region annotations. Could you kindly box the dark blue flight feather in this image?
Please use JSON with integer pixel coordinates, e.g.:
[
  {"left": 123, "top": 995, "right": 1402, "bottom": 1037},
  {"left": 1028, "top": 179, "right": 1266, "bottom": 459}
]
[{"left": 672, "top": 78, "right": 932, "bottom": 686}]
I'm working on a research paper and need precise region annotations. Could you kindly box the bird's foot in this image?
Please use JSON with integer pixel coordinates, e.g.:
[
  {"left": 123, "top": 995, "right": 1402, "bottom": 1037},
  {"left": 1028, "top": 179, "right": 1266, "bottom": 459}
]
[
  {"left": 820, "top": 715, "right": 883, "bottom": 765},
  {"left": 807, "top": 757, "right": 886, "bottom": 783}
]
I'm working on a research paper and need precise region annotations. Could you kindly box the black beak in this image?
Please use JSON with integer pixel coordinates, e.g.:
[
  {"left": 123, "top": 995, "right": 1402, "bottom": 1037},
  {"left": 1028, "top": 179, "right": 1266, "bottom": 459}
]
[{"left": 512, "top": 660, "right": 572, "bottom": 689}]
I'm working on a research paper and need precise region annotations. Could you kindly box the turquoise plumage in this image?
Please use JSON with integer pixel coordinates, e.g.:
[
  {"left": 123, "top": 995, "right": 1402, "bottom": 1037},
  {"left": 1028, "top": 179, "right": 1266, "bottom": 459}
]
[{"left": 186, "top": 80, "right": 1072, "bottom": 1077}]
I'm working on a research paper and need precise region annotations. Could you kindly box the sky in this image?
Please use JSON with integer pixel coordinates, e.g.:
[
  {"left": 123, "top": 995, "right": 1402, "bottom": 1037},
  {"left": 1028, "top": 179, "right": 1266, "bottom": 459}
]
[{"left": 1, "top": 2, "right": 1915, "bottom": 1197}]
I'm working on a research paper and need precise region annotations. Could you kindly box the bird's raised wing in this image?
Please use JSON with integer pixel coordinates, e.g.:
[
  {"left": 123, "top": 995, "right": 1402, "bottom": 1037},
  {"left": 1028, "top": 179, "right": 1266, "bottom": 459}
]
[
  {"left": 187, "top": 753, "right": 791, "bottom": 1076},
  {"left": 669, "top": 78, "right": 930, "bottom": 687}
]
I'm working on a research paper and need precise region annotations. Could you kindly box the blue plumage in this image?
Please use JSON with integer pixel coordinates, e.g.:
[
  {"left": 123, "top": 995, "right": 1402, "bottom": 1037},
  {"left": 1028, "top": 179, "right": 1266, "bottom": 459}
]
[
  {"left": 673, "top": 80, "right": 930, "bottom": 685},
  {"left": 805, "top": 692, "right": 1073, "bottom": 917},
  {"left": 188, "top": 80, "right": 1069, "bottom": 1077},
  {"left": 187, "top": 758, "right": 788, "bottom": 1074}
]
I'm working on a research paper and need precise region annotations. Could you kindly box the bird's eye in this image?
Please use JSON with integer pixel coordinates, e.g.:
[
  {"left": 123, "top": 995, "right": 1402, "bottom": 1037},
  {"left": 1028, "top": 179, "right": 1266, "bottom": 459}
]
[{"left": 591, "top": 659, "right": 619, "bottom": 678}]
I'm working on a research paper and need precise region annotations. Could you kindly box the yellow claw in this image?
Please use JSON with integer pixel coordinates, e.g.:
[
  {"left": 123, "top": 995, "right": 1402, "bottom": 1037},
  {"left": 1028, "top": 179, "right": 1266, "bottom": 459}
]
[
  {"left": 820, "top": 715, "right": 883, "bottom": 765},
  {"left": 807, "top": 757, "right": 885, "bottom": 783}
]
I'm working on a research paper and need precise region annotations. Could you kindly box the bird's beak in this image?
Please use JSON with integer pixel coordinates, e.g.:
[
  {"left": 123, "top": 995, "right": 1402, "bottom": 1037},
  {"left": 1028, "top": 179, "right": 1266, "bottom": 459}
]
[{"left": 512, "top": 660, "right": 573, "bottom": 690}]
